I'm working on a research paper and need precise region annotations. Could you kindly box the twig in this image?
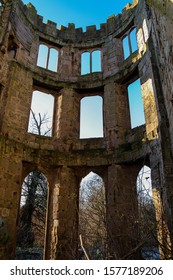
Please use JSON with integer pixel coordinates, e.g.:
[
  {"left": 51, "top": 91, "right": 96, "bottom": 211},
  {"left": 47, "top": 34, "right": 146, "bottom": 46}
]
[{"left": 79, "top": 234, "right": 90, "bottom": 260}]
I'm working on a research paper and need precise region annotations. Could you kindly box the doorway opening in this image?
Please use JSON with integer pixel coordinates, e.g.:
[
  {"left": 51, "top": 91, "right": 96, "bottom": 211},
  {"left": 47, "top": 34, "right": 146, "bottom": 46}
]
[
  {"left": 136, "top": 165, "right": 159, "bottom": 259},
  {"left": 79, "top": 172, "right": 107, "bottom": 259},
  {"left": 16, "top": 171, "right": 48, "bottom": 260}
]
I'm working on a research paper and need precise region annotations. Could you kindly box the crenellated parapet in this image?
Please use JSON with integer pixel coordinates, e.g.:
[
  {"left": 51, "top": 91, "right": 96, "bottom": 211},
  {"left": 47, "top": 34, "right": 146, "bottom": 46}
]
[{"left": 13, "top": 0, "right": 137, "bottom": 43}]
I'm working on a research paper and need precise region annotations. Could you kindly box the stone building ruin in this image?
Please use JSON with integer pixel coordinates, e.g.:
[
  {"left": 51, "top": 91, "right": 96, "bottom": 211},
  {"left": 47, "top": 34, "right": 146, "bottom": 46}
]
[{"left": 0, "top": 0, "right": 173, "bottom": 259}]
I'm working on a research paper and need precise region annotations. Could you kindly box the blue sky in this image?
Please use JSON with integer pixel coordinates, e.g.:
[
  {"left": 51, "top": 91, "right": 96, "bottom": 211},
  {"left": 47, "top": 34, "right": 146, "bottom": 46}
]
[{"left": 22, "top": 0, "right": 133, "bottom": 30}]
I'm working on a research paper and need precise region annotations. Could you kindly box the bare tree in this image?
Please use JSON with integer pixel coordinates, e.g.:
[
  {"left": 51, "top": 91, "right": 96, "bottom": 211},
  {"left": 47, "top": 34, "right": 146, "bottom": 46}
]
[
  {"left": 29, "top": 109, "right": 52, "bottom": 136},
  {"left": 79, "top": 168, "right": 166, "bottom": 260},
  {"left": 79, "top": 173, "right": 107, "bottom": 259},
  {"left": 17, "top": 171, "right": 47, "bottom": 247}
]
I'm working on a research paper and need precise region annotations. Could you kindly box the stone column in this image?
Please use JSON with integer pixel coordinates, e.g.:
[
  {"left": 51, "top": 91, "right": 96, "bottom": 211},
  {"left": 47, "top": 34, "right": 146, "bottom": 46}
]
[
  {"left": 150, "top": 148, "right": 172, "bottom": 259},
  {"left": 45, "top": 166, "right": 78, "bottom": 260},
  {"left": 107, "top": 164, "right": 140, "bottom": 259},
  {"left": 104, "top": 82, "right": 130, "bottom": 149},
  {"left": 54, "top": 88, "right": 79, "bottom": 148},
  {"left": 0, "top": 151, "right": 22, "bottom": 259}
]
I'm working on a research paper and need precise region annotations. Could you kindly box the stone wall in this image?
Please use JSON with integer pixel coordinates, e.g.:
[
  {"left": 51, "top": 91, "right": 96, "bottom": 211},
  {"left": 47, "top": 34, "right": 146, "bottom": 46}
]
[{"left": 0, "top": 0, "right": 173, "bottom": 259}]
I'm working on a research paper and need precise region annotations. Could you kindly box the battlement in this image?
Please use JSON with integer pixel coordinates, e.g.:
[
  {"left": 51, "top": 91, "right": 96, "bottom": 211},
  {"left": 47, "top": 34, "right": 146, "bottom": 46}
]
[{"left": 16, "top": 0, "right": 137, "bottom": 40}]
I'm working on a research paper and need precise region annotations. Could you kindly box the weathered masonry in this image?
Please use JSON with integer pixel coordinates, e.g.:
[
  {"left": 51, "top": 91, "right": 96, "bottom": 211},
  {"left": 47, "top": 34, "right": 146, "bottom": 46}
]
[{"left": 0, "top": 0, "right": 173, "bottom": 259}]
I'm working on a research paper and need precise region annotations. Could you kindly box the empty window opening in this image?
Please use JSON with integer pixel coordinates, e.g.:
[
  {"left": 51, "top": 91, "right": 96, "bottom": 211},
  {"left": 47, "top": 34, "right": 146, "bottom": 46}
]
[
  {"left": 28, "top": 90, "right": 54, "bottom": 136},
  {"left": 0, "top": 0, "right": 4, "bottom": 11},
  {"left": 37, "top": 44, "right": 48, "bottom": 68},
  {"left": 16, "top": 171, "right": 48, "bottom": 260},
  {"left": 80, "top": 96, "right": 103, "bottom": 138},
  {"left": 47, "top": 48, "right": 59, "bottom": 72},
  {"left": 37, "top": 44, "right": 59, "bottom": 72},
  {"left": 79, "top": 172, "right": 107, "bottom": 259},
  {"left": 92, "top": 50, "right": 101, "bottom": 72},
  {"left": 127, "top": 79, "right": 145, "bottom": 128},
  {"left": 81, "top": 50, "right": 101, "bottom": 75},
  {"left": 122, "top": 36, "right": 130, "bottom": 60},
  {"left": 130, "top": 28, "right": 138, "bottom": 53},
  {"left": 136, "top": 166, "right": 159, "bottom": 260},
  {"left": 0, "top": 83, "right": 2, "bottom": 99},
  {"left": 122, "top": 27, "right": 138, "bottom": 59},
  {"left": 81, "top": 52, "right": 90, "bottom": 75}
]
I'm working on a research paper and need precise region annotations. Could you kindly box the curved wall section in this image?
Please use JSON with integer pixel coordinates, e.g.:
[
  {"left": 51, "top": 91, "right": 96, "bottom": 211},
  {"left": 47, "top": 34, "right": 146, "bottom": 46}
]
[{"left": 0, "top": 0, "right": 173, "bottom": 260}]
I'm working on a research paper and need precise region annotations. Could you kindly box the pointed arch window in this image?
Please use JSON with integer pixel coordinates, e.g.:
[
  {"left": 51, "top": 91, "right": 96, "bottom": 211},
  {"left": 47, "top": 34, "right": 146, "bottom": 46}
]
[
  {"left": 16, "top": 171, "right": 48, "bottom": 259},
  {"left": 136, "top": 165, "right": 159, "bottom": 259},
  {"left": 79, "top": 171, "right": 106, "bottom": 259}
]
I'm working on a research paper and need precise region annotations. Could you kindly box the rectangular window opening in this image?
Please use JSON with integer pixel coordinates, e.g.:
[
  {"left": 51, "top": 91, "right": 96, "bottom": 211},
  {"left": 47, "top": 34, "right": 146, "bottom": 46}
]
[
  {"left": 0, "top": 83, "right": 3, "bottom": 102},
  {"left": 28, "top": 90, "right": 54, "bottom": 137},
  {"left": 80, "top": 95, "right": 104, "bottom": 139},
  {"left": 130, "top": 28, "right": 138, "bottom": 53},
  {"left": 127, "top": 79, "right": 145, "bottom": 129},
  {"left": 92, "top": 50, "right": 101, "bottom": 73},
  {"left": 123, "top": 36, "right": 130, "bottom": 59},
  {"left": 81, "top": 52, "right": 90, "bottom": 75}
]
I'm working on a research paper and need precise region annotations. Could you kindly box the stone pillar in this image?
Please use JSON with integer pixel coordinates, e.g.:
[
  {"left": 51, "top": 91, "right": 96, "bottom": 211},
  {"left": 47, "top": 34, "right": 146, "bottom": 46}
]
[
  {"left": 1, "top": 64, "right": 33, "bottom": 139},
  {"left": 140, "top": 76, "right": 158, "bottom": 141},
  {"left": 107, "top": 164, "right": 140, "bottom": 259},
  {"left": 45, "top": 166, "right": 78, "bottom": 260},
  {"left": 104, "top": 82, "right": 130, "bottom": 149},
  {"left": 102, "top": 35, "right": 124, "bottom": 79},
  {"left": 151, "top": 159, "right": 172, "bottom": 259},
  {"left": 0, "top": 152, "right": 22, "bottom": 259},
  {"left": 54, "top": 88, "right": 79, "bottom": 147}
]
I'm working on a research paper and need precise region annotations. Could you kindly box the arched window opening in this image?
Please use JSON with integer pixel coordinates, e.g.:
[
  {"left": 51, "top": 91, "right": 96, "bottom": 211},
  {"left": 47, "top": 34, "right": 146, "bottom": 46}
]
[
  {"left": 130, "top": 28, "right": 138, "bottom": 53},
  {"left": 122, "top": 27, "right": 138, "bottom": 59},
  {"left": 143, "top": 19, "right": 149, "bottom": 43},
  {"left": 37, "top": 44, "right": 48, "bottom": 68},
  {"left": 92, "top": 50, "right": 101, "bottom": 72},
  {"left": 48, "top": 48, "right": 59, "bottom": 72},
  {"left": 81, "top": 50, "right": 102, "bottom": 75},
  {"left": 0, "top": 2, "right": 3, "bottom": 17},
  {"left": 0, "top": 83, "right": 2, "bottom": 98},
  {"left": 136, "top": 166, "right": 159, "bottom": 259},
  {"left": 28, "top": 90, "right": 54, "bottom": 137},
  {"left": 79, "top": 172, "right": 107, "bottom": 259},
  {"left": 16, "top": 171, "right": 48, "bottom": 260},
  {"left": 122, "top": 36, "right": 130, "bottom": 60},
  {"left": 127, "top": 79, "right": 145, "bottom": 128},
  {"left": 81, "top": 52, "right": 90, "bottom": 75},
  {"left": 37, "top": 44, "right": 59, "bottom": 72},
  {"left": 80, "top": 96, "right": 103, "bottom": 139}
]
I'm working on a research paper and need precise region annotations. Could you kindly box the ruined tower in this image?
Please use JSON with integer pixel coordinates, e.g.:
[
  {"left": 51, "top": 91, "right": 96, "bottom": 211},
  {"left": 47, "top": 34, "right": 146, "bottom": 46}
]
[{"left": 0, "top": 0, "right": 173, "bottom": 259}]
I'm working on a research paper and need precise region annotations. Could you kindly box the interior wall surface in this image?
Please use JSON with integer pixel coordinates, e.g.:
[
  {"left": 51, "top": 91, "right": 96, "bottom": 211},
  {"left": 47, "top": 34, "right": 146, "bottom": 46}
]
[{"left": 0, "top": 0, "right": 173, "bottom": 259}]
